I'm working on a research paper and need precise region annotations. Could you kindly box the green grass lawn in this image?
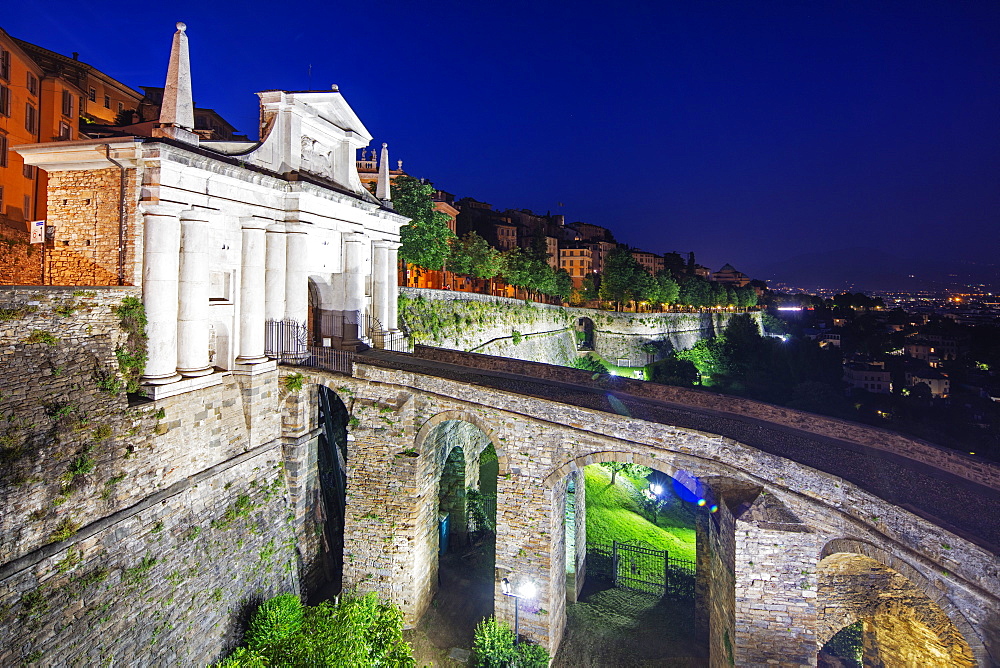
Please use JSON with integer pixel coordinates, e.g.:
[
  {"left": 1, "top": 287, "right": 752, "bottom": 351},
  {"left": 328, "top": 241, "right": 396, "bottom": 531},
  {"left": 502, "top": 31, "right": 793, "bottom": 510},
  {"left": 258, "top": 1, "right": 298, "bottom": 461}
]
[{"left": 584, "top": 465, "right": 697, "bottom": 562}]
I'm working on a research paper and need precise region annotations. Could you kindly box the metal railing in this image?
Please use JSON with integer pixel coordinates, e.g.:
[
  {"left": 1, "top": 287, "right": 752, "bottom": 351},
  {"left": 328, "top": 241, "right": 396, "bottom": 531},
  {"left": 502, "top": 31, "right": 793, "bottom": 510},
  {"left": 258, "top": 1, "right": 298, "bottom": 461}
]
[{"left": 264, "top": 314, "right": 410, "bottom": 374}]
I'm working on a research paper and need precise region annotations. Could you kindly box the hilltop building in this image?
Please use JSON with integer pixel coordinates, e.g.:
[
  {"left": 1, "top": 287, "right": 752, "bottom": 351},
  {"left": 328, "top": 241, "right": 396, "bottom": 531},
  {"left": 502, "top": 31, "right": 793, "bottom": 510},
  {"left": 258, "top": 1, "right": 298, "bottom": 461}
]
[{"left": 711, "top": 263, "right": 750, "bottom": 287}]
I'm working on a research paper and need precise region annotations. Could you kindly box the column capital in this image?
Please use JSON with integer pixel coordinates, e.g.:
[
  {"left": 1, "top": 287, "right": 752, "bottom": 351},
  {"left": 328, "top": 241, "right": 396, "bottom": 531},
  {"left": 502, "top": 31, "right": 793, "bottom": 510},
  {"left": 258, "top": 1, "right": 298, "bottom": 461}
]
[
  {"left": 266, "top": 221, "right": 287, "bottom": 234},
  {"left": 240, "top": 215, "right": 270, "bottom": 231},
  {"left": 140, "top": 201, "right": 188, "bottom": 218},
  {"left": 284, "top": 222, "right": 311, "bottom": 235},
  {"left": 179, "top": 208, "right": 216, "bottom": 223}
]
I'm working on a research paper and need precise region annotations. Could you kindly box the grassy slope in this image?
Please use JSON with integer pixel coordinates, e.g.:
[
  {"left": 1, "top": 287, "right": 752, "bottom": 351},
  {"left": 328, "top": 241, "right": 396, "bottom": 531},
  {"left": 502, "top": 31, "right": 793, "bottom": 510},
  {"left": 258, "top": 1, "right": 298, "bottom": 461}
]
[{"left": 584, "top": 465, "right": 696, "bottom": 562}]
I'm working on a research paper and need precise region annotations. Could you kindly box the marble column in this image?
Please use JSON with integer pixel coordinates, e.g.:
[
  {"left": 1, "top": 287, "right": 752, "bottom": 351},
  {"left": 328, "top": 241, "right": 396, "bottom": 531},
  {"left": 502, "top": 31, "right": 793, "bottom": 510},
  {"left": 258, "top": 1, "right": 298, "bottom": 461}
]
[
  {"left": 140, "top": 204, "right": 183, "bottom": 384},
  {"left": 284, "top": 224, "right": 309, "bottom": 325},
  {"left": 372, "top": 241, "right": 390, "bottom": 330},
  {"left": 342, "top": 234, "right": 367, "bottom": 350},
  {"left": 176, "top": 209, "right": 213, "bottom": 377},
  {"left": 386, "top": 244, "right": 400, "bottom": 332},
  {"left": 264, "top": 223, "right": 286, "bottom": 323},
  {"left": 236, "top": 217, "right": 268, "bottom": 364}
]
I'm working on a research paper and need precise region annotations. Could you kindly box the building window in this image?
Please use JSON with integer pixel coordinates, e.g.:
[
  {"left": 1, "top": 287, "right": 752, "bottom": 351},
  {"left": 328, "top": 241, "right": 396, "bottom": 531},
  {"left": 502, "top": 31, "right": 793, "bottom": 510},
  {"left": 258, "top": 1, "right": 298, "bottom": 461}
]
[
  {"left": 0, "top": 84, "right": 9, "bottom": 116},
  {"left": 117, "top": 101, "right": 124, "bottom": 113},
  {"left": 25, "top": 104, "right": 38, "bottom": 135},
  {"left": 0, "top": 48, "right": 9, "bottom": 81},
  {"left": 23, "top": 195, "right": 31, "bottom": 219},
  {"left": 58, "top": 121, "right": 71, "bottom": 140},
  {"left": 62, "top": 90, "right": 73, "bottom": 117},
  {"left": 23, "top": 164, "right": 34, "bottom": 179},
  {"left": 27, "top": 73, "right": 38, "bottom": 96},
  {"left": 0, "top": 186, "right": 4, "bottom": 213},
  {"left": 89, "top": 87, "right": 97, "bottom": 102},
  {"left": 103, "top": 94, "right": 110, "bottom": 108},
  {"left": 0, "top": 134, "right": 6, "bottom": 167}
]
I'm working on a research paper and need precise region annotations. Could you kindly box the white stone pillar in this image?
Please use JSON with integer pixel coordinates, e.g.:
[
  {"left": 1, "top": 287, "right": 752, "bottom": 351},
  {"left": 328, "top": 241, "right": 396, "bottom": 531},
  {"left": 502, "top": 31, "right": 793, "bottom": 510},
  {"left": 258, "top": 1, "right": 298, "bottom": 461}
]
[
  {"left": 284, "top": 224, "right": 309, "bottom": 325},
  {"left": 372, "top": 241, "right": 390, "bottom": 330},
  {"left": 141, "top": 204, "right": 183, "bottom": 384},
  {"left": 264, "top": 223, "right": 286, "bottom": 322},
  {"left": 176, "top": 209, "right": 213, "bottom": 377},
  {"left": 236, "top": 217, "right": 268, "bottom": 364},
  {"left": 386, "top": 244, "right": 400, "bottom": 332},
  {"left": 342, "top": 234, "right": 366, "bottom": 350}
]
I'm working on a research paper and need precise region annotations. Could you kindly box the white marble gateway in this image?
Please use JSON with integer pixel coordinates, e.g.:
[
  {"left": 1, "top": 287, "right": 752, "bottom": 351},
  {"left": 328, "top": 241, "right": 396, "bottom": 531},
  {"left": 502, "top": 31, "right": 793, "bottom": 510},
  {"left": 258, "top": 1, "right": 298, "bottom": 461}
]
[{"left": 17, "top": 23, "right": 408, "bottom": 394}]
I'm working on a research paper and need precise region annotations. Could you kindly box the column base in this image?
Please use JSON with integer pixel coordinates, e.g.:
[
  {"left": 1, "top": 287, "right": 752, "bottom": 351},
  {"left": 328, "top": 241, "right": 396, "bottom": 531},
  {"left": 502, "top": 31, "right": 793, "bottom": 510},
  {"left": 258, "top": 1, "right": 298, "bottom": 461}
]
[
  {"left": 235, "top": 355, "right": 269, "bottom": 365},
  {"left": 141, "top": 372, "right": 182, "bottom": 385},
  {"left": 177, "top": 365, "right": 215, "bottom": 378}
]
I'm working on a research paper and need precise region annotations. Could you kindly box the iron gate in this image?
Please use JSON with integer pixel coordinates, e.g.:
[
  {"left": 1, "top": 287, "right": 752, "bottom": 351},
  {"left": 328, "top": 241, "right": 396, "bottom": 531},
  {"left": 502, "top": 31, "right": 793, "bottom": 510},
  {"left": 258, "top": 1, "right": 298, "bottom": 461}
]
[{"left": 588, "top": 540, "right": 695, "bottom": 600}]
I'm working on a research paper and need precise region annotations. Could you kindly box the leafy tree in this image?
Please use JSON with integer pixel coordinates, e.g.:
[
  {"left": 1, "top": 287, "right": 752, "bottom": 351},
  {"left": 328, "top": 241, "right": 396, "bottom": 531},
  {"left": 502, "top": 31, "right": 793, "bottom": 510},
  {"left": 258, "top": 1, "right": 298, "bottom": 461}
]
[
  {"left": 393, "top": 175, "right": 455, "bottom": 272},
  {"left": 662, "top": 252, "right": 686, "bottom": 279},
  {"left": 552, "top": 267, "right": 574, "bottom": 302},
  {"left": 657, "top": 274, "right": 680, "bottom": 307},
  {"left": 648, "top": 355, "right": 700, "bottom": 387},
  {"left": 449, "top": 232, "right": 502, "bottom": 279},
  {"left": 599, "top": 247, "right": 645, "bottom": 309},
  {"left": 571, "top": 354, "right": 608, "bottom": 374},
  {"left": 581, "top": 274, "right": 600, "bottom": 301},
  {"left": 600, "top": 461, "right": 652, "bottom": 485}
]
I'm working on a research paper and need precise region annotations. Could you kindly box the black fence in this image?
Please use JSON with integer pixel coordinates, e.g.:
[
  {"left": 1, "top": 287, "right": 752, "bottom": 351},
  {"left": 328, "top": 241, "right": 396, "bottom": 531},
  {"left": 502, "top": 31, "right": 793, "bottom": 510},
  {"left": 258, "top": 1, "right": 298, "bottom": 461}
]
[{"left": 588, "top": 540, "right": 695, "bottom": 600}]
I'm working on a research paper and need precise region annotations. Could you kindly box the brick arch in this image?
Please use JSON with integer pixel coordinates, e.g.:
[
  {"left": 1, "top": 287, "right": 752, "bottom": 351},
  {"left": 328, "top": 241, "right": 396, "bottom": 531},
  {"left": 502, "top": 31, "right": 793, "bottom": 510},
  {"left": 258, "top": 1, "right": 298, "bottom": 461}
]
[
  {"left": 413, "top": 410, "right": 509, "bottom": 476},
  {"left": 816, "top": 539, "right": 983, "bottom": 666}
]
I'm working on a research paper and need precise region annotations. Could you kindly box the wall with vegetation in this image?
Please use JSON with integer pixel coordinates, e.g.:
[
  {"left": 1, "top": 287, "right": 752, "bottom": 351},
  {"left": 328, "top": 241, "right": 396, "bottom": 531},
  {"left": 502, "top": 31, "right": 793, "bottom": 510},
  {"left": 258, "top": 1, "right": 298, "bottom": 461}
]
[
  {"left": 0, "top": 288, "right": 316, "bottom": 665},
  {"left": 398, "top": 288, "right": 757, "bottom": 367}
]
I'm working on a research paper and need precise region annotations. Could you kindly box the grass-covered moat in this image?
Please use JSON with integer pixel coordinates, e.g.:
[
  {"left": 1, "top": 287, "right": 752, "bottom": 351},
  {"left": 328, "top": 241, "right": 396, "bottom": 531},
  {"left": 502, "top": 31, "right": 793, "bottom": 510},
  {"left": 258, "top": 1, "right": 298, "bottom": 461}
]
[{"left": 584, "top": 464, "right": 697, "bottom": 562}]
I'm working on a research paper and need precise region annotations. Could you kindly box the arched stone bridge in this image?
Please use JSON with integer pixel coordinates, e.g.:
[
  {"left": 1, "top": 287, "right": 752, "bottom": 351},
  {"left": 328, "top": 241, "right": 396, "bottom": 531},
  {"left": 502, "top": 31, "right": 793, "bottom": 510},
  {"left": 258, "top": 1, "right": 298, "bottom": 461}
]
[{"left": 280, "top": 347, "right": 1000, "bottom": 667}]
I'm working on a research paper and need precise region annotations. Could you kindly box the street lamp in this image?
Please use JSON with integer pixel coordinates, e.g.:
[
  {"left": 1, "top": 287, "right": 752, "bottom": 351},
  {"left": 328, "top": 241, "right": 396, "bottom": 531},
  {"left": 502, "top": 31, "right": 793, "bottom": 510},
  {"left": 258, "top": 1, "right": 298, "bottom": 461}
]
[{"left": 500, "top": 577, "right": 536, "bottom": 644}]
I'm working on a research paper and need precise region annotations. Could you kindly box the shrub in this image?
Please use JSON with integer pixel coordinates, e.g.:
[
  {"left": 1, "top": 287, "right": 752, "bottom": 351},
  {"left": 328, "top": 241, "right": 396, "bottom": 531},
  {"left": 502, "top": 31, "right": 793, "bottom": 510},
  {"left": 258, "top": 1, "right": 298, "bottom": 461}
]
[
  {"left": 472, "top": 617, "right": 517, "bottom": 667},
  {"left": 245, "top": 594, "right": 304, "bottom": 649},
  {"left": 217, "top": 592, "right": 415, "bottom": 667},
  {"left": 471, "top": 616, "right": 549, "bottom": 667},
  {"left": 570, "top": 355, "right": 608, "bottom": 374},
  {"left": 26, "top": 330, "right": 58, "bottom": 345},
  {"left": 511, "top": 330, "right": 522, "bottom": 345},
  {"left": 283, "top": 373, "right": 305, "bottom": 392}
]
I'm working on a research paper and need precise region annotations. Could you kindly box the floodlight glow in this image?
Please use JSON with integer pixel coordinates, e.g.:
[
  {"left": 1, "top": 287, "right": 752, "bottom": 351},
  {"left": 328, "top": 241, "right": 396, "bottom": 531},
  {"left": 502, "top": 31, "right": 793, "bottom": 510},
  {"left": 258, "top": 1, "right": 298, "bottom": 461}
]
[
  {"left": 650, "top": 484, "right": 663, "bottom": 496},
  {"left": 518, "top": 582, "right": 537, "bottom": 599}
]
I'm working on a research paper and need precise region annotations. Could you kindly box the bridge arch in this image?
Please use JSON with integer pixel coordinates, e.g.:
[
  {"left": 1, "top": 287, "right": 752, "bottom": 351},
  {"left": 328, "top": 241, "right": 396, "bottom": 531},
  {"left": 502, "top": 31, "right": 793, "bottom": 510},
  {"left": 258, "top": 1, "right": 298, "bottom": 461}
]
[
  {"left": 414, "top": 410, "right": 510, "bottom": 476},
  {"left": 816, "top": 538, "right": 984, "bottom": 666}
]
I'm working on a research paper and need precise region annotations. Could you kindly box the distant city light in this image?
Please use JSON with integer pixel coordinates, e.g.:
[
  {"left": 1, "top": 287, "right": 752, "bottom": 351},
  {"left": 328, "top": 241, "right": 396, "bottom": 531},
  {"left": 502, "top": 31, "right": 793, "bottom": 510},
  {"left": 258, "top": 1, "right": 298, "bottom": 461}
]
[{"left": 777, "top": 306, "right": 803, "bottom": 311}]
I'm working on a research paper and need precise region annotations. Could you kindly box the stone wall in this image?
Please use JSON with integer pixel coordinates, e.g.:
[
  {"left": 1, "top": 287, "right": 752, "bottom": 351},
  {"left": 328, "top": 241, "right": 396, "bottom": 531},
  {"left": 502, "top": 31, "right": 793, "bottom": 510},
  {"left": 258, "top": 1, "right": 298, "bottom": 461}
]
[
  {"left": 0, "top": 167, "right": 142, "bottom": 287},
  {"left": 399, "top": 287, "right": 751, "bottom": 367},
  {"left": 410, "top": 346, "right": 1000, "bottom": 492},
  {"left": 0, "top": 287, "right": 321, "bottom": 665}
]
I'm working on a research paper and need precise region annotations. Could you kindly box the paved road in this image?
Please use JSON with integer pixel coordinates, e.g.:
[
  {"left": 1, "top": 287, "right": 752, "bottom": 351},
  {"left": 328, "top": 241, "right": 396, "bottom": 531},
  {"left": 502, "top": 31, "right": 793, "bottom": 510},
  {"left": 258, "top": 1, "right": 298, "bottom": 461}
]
[{"left": 359, "top": 351, "right": 1000, "bottom": 556}]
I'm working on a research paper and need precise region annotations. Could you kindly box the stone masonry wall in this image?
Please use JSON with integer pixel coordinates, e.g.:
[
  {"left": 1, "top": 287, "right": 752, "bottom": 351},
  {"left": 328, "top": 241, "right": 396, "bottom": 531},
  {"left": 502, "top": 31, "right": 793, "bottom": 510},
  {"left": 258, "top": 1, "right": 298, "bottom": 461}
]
[
  {"left": 399, "top": 287, "right": 750, "bottom": 367},
  {"left": 0, "top": 225, "right": 42, "bottom": 285},
  {"left": 0, "top": 288, "right": 318, "bottom": 665},
  {"left": 411, "top": 346, "right": 1000, "bottom": 492},
  {"left": 41, "top": 167, "right": 141, "bottom": 286}
]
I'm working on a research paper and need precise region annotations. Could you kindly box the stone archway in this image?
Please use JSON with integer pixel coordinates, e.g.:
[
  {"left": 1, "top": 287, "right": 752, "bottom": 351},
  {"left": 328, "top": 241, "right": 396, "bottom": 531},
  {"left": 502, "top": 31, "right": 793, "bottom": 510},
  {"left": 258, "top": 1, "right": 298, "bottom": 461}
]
[
  {"left": 575, "top": 317, "right": 595, "bottom": 351},
  {"left": 816, "top": 541, "right": 979, "bottom": 667},
  {"left": 411, "top": 412, "right": 503, "bottom": 627}
]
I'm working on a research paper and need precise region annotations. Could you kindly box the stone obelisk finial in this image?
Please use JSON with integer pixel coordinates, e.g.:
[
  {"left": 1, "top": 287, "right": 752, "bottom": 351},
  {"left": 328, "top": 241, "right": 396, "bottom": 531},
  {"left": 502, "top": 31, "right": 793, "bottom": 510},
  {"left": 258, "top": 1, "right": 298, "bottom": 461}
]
[
  {"left": 376, "top": 142, "right": 391, "bottom": 206},
  {"left": 153, "top": 22, "right": 198, "bottom": 144}
]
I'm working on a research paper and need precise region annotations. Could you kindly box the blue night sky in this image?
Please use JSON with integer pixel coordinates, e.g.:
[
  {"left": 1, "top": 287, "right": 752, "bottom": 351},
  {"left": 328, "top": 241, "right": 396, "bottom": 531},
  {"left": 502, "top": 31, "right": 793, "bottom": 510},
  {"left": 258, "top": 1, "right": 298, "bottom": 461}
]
[{"left": 6, "top": 1, "right": 999, "bottom": 281}]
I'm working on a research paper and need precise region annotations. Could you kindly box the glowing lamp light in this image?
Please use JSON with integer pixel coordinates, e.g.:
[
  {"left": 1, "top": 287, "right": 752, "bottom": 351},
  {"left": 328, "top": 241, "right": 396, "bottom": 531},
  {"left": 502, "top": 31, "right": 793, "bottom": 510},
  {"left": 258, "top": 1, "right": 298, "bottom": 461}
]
[
  {"left": 519, "top": 582, "right": 537, "bottom": 599},
  {"left": 650, "top": 483, "right": 663, "bottom": 496}
]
